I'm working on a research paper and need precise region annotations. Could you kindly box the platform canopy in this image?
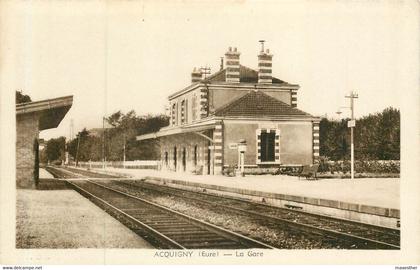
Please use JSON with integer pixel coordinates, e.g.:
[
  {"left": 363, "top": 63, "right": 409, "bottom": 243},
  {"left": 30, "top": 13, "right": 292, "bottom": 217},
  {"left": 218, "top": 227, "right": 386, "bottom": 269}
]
[
  {"left": 16, "top": 95, "right": 73, "bottom": 131},
  {"left": 136, "top": 119, "right": 217, "bottom": 141}
]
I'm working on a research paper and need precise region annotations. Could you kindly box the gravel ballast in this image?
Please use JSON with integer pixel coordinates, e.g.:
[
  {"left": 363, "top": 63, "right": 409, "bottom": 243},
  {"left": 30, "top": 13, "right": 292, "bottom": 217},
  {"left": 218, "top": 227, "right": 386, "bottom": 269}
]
[{"left": 100, "top": 180, "right": 340, "bottom": 249}]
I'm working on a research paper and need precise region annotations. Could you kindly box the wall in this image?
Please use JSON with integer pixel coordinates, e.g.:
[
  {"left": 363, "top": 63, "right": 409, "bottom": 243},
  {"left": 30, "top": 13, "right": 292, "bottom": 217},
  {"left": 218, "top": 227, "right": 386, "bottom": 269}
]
[
  {"left": 223, "top": 120, "right": 313, "bottom": 167},
  {"left": 223, "top": 123, "right": 258, "bottom": 166},
  {"left": 160, "top": 132, "right": 211, "bottom": 174},
  {"left": 16, "top": 113, "right": 39, "bottom": 189},
  {"left": 169, "top": 88, "right": 202, "bottom": 126},
  {"left": 277, "top": 122, "right": 313, "bottom": 164}
]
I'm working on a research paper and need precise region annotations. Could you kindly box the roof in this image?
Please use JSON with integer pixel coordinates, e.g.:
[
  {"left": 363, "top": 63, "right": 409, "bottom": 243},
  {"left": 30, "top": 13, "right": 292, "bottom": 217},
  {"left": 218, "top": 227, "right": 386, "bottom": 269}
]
[
  {"left": 204, "top": 65, "right": 285, "bottom": 84},
  {"left": 214, "top": 90, "right": 313, "bottom": 118},
  {"left": 16, "top": 95, "right": 73, "bottom": 131},
  {"left": 137, "top": 119, "right": 217, "bottom": 141}
]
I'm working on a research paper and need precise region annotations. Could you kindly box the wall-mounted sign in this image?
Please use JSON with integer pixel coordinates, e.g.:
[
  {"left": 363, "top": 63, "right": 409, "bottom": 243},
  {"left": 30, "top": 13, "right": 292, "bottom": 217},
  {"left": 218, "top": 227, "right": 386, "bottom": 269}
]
[{"left": 228, "top": 143, "right": 238, "bottom": 150}]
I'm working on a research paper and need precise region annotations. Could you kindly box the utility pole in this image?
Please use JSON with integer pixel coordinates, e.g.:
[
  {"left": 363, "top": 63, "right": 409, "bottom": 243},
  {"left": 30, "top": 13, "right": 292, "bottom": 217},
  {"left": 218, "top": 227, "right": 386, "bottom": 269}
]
[
  {"left": 102, "top": 117, "right": 105, "bottom": 169},
  {"left": 75, "top": 134, "right": 80, "bottom": 167},
  {"left": 123, "top": 133, "right": 126, "bottom": 169},
  {"left": 345, "top": 91, "right": 358, "bottom": 180}
]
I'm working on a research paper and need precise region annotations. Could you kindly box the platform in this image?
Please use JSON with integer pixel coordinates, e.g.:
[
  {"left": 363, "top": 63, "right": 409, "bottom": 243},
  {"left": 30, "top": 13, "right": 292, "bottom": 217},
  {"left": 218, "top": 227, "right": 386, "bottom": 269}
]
[
  {"left": 82, "top": 167, "right": 400, "bottom": 229},
  {"left": 39, "top": 168, "right": 55, "bottom": 178},
  {"left": 92, "top": 168, "right": 400, "bottom": 209},
  {"left": 16, "top": 189, "right": 153, "bottom": 248}
]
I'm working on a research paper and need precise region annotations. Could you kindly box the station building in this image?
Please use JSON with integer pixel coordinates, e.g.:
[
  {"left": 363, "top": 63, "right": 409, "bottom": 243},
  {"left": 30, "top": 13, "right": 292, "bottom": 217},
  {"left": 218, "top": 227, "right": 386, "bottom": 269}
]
[
  {"left": 137, "top": 46, "right": 320, "bottom": 175},
  {"left": 16, "top": 96, "right": 73, "bottom": 188}
]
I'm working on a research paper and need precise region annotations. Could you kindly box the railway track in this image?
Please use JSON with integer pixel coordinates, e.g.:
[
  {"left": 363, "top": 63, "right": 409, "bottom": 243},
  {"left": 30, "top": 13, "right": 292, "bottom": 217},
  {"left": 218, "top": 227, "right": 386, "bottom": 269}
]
[
  {"left": 45, "top": 166, "right": 400, "bottom": 249},
  {"left": 104, "top": 179, "right": 400, "bottom": 250},
  {"left": 68, "top": 180, "right": 273, "bottom": 249},
  {"left": 45, "top": 166, "right": 273, "bottom": 249}
]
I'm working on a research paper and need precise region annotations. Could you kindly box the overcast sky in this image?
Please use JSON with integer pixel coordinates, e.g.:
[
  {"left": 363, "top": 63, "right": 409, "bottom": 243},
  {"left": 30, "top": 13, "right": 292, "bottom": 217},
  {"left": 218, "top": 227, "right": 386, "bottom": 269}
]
[{"left": 6, "top": 1, "right": 414, "bottom": 140}]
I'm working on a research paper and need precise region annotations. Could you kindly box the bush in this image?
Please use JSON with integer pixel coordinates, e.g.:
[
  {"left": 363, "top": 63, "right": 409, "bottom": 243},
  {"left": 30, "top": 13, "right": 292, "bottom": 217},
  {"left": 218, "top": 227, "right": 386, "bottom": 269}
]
[{"left": 317, "top": 156, "right": 399, "bottom": 174}]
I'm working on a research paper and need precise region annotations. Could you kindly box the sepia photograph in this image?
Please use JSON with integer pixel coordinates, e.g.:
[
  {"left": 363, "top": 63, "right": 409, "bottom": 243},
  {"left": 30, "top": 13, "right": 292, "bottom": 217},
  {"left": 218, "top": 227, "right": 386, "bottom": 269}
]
[{"left": 1, "top": 0, "right": 419, "bottom": 267}]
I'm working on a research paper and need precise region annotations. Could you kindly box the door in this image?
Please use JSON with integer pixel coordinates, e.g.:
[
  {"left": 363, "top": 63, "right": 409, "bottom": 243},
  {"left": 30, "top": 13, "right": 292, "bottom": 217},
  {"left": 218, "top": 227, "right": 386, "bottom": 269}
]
[
  {"left": 173, "top": 146, "right": 177, "bottom": 171},
  {"left": 182, "top": 147, "right": 186, "bottom": 172}
]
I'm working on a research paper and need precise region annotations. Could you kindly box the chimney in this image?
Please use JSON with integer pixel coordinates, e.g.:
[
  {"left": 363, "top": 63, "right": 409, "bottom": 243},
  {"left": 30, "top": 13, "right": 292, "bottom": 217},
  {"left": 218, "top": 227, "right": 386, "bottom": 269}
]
[
  {"left": 258, "top": 46, "right": 273, "bottom": 84},
  {"left": 191, "top": 67, "right": 202, "bottom": 83},
  {"left": 225, "top": 47, "right": 240, "bottom": 83}
]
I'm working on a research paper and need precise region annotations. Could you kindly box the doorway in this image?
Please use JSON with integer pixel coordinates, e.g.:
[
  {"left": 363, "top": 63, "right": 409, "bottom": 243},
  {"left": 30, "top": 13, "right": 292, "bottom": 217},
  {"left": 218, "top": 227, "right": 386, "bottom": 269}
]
[
  {"left": 207, "top": 142, "right": 211, "bottom": 175},
  {"left": 173, "top": 146, "right": 177, "bottom": 171},
  {"left": 182, "top": 147, "right": 186, "bottom": 172}
]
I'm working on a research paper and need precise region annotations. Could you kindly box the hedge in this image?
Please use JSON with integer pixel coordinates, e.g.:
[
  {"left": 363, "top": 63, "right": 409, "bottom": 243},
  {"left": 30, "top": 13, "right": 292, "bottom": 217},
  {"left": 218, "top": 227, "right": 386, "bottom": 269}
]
[{"left": 317, "top": 156, "right": 400, "bottom": 174}]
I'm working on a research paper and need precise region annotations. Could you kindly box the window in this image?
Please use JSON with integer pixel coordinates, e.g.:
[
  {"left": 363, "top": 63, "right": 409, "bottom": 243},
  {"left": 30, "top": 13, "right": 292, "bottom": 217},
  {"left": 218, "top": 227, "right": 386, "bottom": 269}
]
[
  {"left": 164, "top": 152, "right": 168, "bottom": 166},
  {"left": 260, "top": 131, "right": 275, "bottom": 162},
  {"left": 257, "top": 129, "right": 280, "bottom": 164},
  {"left": 192, "top": 94, "right": 197, "bottom": 121}
]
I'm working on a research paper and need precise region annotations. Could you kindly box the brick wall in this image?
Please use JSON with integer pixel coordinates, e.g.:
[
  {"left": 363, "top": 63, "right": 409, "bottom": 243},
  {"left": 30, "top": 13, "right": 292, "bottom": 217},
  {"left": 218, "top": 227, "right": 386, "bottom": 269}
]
[{"left": 16, "top": 113, "right": 40, "bottom": 189}]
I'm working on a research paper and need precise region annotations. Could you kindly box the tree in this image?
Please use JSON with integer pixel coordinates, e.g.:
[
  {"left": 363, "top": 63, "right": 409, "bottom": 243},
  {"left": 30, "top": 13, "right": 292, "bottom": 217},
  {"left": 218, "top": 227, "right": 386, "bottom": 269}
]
[
  {"left": 319, "top": 107, "right": 400, "bottom": 161},
  {"left": 45, "top": 137, "right": 66, "bottom": 162},
  {"left": 64, "top": 112, "right": 169, "bottom": 163},
  {"left": 16, "top": 90, "right": 32, "bottom": 104},
  {"left": 104, "top": 111, "right": 169, "bottom": 161}
]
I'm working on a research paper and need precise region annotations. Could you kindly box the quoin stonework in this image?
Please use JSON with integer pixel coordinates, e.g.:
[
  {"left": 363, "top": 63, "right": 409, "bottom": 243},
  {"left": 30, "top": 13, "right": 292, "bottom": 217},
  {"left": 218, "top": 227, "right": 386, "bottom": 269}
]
[{"left": 137, "top": 46, "right": 321, "bottom": 175}]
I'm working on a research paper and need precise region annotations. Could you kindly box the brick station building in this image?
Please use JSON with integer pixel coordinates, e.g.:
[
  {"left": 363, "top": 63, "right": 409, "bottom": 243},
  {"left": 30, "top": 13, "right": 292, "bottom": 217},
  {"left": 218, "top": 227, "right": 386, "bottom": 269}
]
[
  {"left": 137, "top": 46, "right": 320, "bottom": 175},
  {"left": 16, "top": 96, "right": 73, "bottom": 188}
]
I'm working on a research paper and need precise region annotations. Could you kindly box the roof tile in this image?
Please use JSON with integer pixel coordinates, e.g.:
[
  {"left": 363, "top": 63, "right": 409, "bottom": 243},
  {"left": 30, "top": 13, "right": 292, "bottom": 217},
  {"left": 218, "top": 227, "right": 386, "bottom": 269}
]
[{"left": 214, "top": 91, "right": 312, "bottom": 118}]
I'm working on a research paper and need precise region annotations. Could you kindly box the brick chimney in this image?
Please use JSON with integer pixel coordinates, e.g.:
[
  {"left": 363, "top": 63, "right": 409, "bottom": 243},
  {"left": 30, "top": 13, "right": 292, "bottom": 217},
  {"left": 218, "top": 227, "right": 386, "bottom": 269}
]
[
  {"left": 191, "top": 67, "right": 202, "bottom": 83},
  {"left": 258, "top": 48, "right": 273, "bottom": 84},
  {"left": 225, "top": 47, "right": 240, "bottom": 83}
]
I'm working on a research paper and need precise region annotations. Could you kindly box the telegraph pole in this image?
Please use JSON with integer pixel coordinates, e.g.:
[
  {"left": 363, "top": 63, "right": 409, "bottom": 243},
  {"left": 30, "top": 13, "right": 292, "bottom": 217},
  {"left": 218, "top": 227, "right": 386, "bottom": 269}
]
[
  {"left": 345, "top": 91, "right": 358, "bottom": 180},
  {"left": 123, "top": 133, "right": 126, "bottom": 169},
  {"left": 102, "top": 117, "right": 105, "bottom": 169}
]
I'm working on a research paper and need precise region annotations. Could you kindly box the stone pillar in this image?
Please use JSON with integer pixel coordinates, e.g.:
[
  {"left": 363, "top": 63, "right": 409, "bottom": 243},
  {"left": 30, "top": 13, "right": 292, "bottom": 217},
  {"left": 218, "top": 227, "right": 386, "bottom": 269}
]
[{"left": 16, "top": 114, "right": 40, "bottom": 189}]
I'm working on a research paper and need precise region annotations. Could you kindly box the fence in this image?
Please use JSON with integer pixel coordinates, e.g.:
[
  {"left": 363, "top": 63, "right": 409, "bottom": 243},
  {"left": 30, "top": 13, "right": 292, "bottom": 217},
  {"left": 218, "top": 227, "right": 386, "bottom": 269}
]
[{"left": 73, "top": 160, "right": 160, "bottom": 170}]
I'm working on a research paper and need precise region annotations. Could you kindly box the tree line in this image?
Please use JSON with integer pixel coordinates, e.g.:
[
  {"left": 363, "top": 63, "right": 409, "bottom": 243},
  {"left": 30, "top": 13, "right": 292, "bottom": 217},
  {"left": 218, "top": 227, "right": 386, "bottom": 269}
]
[
  {"left": 319, "top": 107, "right": 400, "bottom": 161},
  {"left": 40, "top": 107, "right": 400, "bottom": 164},
  {"left": 40, "top": 111, "right": 169, "bottom": 164}
]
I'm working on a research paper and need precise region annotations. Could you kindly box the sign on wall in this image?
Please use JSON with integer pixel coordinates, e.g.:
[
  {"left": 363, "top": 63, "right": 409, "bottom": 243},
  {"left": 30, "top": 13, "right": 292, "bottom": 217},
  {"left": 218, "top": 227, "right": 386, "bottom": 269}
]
[{"left": 228, "top": 143, "right": 238, "bottom": 150}]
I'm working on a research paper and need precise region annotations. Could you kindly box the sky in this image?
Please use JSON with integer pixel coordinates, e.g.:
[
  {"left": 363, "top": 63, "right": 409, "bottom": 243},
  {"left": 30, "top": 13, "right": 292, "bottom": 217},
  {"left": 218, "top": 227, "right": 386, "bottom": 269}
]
[{"left": 4, "top": 0, "right": 414, "bottom": 140}]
